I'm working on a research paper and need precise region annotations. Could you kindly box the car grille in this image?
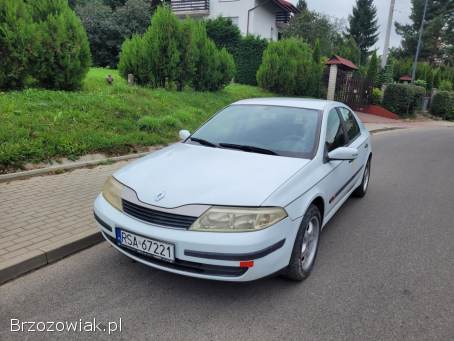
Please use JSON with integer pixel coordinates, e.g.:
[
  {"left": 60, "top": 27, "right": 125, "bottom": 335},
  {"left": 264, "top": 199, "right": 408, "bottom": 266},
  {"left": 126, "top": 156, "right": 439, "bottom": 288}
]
[{"left": 122, "top": 199, "right": 198, "bottom": 229}]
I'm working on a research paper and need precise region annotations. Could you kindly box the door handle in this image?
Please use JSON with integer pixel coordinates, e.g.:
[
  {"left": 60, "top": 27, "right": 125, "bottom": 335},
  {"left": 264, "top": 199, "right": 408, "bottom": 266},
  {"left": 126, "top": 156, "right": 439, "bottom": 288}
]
[{"left": 364, "top": 143, "right": 368, "bottom": 149}]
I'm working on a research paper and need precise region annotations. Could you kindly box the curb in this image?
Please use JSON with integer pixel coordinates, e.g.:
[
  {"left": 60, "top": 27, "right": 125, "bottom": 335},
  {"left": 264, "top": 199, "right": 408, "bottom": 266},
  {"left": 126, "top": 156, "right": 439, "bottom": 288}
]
[{"left": 0, "top": 230, "right": 103, "bottom": 285}]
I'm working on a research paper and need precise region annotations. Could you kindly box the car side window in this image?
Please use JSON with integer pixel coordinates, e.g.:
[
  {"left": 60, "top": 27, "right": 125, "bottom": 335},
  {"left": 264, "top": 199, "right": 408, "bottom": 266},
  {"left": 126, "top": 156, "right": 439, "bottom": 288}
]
[
  {"left": 325, "top": 109, "right": 347, "bottom": 152},
  {"left": 338, "top": 107, "right": 361, "bottom": 142}
]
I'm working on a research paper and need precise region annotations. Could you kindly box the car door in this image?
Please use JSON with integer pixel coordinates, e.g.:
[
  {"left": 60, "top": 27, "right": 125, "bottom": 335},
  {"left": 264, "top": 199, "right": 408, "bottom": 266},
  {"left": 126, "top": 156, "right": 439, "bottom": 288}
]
[
  {"left": 320, "top": 108, "right": 352, "bottom": 215},
  {"left": 337, "top": 107, "right": 368, "bottom": 181}
]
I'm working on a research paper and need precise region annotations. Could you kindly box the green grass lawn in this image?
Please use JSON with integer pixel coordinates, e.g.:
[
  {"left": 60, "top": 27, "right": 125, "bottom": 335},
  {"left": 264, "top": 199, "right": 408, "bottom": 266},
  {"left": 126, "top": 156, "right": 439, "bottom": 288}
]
[{"left": 0, "top": 68, "right": 272, "bottom": 171}]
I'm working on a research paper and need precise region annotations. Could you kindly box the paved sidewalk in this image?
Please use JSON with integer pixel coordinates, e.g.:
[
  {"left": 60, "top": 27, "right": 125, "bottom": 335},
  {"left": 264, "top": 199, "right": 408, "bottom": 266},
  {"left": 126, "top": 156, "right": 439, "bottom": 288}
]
[
  {"left": 0, "top": 162, "right": 126, "bottom": 283},
  {"left": 1, "top": 119, "right": 453, "bottom": 284}
]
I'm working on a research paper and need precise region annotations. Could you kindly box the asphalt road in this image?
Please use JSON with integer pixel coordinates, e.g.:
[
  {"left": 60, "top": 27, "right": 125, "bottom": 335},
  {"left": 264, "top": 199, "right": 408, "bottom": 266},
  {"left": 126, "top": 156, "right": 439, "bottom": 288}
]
[{"left": 1, "top": 127, "right": 454, "bottom": 341}]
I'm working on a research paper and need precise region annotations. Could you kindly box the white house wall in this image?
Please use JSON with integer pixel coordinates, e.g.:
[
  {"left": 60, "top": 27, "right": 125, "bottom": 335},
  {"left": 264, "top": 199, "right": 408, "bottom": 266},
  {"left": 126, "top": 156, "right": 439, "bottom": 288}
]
[
  {"left": 208, "top": 0, "right": 256, "bottom": 36},
  {"left": 250, "top": 1, "right": 279, "bottom": 40}
]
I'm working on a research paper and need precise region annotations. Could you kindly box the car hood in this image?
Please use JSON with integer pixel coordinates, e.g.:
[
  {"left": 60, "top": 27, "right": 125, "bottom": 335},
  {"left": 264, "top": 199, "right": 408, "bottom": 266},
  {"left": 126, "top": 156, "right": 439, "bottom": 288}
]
[{"left": 114, "top": 143, "right": 310, "bottom": 208}]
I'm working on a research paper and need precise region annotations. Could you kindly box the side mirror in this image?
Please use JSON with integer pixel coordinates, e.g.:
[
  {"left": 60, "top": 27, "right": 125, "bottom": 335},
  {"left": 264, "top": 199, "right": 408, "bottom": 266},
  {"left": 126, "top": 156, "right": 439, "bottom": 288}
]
[
  {"left": 179, "top": 129, "right": 190, "bottom": 141},
  {"left": 327, "top": 147, "right": 359, "bottom": 161}
]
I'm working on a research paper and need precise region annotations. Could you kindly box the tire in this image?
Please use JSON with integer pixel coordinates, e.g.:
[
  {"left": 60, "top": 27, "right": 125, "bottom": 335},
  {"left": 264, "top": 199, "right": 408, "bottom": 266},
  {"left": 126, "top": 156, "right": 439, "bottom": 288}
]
[
  {"left": 353, "top": 157, "right": 371, "bottom": 198},
  {"left": 281, "top": 204, "right": 321, "bottom": 281}
]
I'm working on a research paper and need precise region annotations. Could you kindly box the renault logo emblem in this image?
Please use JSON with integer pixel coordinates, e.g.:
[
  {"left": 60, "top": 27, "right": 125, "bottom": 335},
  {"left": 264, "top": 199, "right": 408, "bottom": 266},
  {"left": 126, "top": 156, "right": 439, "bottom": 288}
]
[{"left": 155, "top": 191, "right": 166, "bottom": 202}]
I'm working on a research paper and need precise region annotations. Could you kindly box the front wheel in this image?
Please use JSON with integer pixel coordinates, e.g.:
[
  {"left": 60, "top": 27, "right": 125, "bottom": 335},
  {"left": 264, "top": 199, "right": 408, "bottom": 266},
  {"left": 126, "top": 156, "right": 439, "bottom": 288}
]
[
  {"left": 282, "top": 204, "right": 321, "bottom": 281},
  {"left": 353, "top": 158, "right": 371, "bottom": 198}
]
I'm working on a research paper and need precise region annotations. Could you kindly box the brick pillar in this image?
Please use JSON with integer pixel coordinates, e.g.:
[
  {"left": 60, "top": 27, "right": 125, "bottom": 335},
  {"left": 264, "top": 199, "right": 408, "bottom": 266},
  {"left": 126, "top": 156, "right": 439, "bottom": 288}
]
[{"left": 327, "top": 64, "right": 338, "bottom": 101}]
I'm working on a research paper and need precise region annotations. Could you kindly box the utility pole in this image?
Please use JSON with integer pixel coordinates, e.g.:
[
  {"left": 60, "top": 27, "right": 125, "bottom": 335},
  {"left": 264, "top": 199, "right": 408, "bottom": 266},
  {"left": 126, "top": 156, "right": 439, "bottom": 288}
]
[
  {"left": 382, "top": 0, "right": 396, "bottom": 69},
  {"left": 411, "top": 0, "right": 429, "bottom": 83}
]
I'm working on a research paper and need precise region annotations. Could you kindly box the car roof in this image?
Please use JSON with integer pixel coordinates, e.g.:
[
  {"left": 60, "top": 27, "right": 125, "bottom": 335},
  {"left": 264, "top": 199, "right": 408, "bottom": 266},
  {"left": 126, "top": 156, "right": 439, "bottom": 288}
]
[{"left": 232, "top": 98, "right": 344, "bottom": 111}]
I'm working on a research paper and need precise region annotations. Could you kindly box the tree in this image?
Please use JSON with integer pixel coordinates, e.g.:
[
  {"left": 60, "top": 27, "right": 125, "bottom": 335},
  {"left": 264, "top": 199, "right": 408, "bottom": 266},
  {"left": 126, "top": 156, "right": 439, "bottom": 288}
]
[
  {"left": 335, "top": 36, "right": 361, "bottom": 66},
  {"left": 367, "top": 52, "right": 379, "bottom": 86},
  {"left": 29, "top": 0, "right": 91, "bottom": 90},
  {"left": 76, "top": 1, "right": 122, "bottom": 67},
  {"left": 312, "top": 38, "right": 321, "bottom": 64},
  {"left": 283, "top": 9, "right": 343, "bottom": 57},
  {"left": 76, "top": 0, "right": 151, "bottom": 67},
  {"left": 0, "top": 0, "right": 34, "bottom": 89},
  {"left": 395, "top": 0, "right": 453, "bottom": 65},
  {"left": 347, "top": 0, "right": 379, "bottom": 64},
  {"left": 296, "top": 0, "right": 307, "bottom": 11}
]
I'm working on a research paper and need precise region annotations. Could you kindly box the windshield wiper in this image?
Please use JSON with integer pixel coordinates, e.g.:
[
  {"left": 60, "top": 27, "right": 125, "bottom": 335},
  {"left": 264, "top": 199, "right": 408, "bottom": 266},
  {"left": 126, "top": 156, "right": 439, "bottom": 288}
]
[
  {"left": 219, "top": 143, "right": 278, "bottom": 155},
  {"left": 190, "top": 137, "right": 218, "bottom": 148}
]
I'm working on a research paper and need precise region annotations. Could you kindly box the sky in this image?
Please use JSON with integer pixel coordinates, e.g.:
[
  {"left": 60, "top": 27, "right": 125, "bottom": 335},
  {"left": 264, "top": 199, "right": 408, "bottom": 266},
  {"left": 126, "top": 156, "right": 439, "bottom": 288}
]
[{"left": 290, "top": 0, "right": 413, "bottom": 53}]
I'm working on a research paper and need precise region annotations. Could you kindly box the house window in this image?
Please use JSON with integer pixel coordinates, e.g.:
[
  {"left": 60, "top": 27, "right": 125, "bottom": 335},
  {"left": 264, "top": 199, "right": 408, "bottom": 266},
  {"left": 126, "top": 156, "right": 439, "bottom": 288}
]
[{"left": 227, "top": 16, "right": 239, "bottom": 27}]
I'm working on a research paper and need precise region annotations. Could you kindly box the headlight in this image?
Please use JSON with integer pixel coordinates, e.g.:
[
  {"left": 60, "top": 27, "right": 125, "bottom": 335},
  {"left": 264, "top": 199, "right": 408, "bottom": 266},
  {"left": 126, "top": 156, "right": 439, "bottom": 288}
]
[
  {"left": 102, "top": 176, "right": 124, "bottom": 211},
  {"left": 190, "top": 206, "right": 287, "bottom": 232}
]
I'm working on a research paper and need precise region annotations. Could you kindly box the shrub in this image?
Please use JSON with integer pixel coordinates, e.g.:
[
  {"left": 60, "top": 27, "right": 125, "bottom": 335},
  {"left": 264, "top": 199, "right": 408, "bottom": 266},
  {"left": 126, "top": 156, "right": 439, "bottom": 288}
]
[
  {"left": 410, "top": 85, "right": 426, "bottom": 110},
  {"left": 235, "top": 35, "right": 268, "bottom": 85},
  {"left": 118, "top": 34, "right": 150, "bottom": 84},
  {"left": 383, "top": 84, "right": 417, "bottom": 116},
  {"left": 439, "top": 80, "right": 453, "bottom": 91},
  {"left": 141, "top": 6, "right": 180, "bottom": 88},
  {"left": 414, "top": 79, "right": 427, "bottom": 89},
  {"left": 190, "top": 21, "right": 235, "bottom": 91},
  {"left": 257, "top": 38, "right": 322, "bottom": 97},
  {"left": 0, "top": 0, "right": 34, "bottom": 90},
  {"left": 371, "top": 87, "right": 382, "bottom": 105},
  {"left": 431, "top": 91, "right": 454, "bottom": 119},
  {"left": 175, "top": 18, "right": 197, "bottom": 91},
  {"left": 217, "top": 47, "right": 236, "bottom": 87},
  {"left": 117, "top": 6, "right": 235, "bottom": 91},
  {"left": 29, "top": 0, "right": 91, "bottom": 90}
]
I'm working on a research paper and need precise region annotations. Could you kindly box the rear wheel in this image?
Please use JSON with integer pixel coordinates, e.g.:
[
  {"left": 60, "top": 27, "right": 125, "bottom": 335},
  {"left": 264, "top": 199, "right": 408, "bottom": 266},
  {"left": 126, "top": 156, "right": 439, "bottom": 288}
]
[
  {"left": 353, "top": 158, "right": 371, "bottom": 198},
  {"left": 282, "top": 204, "right": 321, "bottom": 281}
]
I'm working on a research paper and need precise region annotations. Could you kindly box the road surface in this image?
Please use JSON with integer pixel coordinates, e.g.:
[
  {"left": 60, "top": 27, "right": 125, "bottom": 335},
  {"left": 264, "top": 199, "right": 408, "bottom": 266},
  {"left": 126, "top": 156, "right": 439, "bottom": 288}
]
[{"left": 1, "top": 127, "right": 454, "bottom": 341}]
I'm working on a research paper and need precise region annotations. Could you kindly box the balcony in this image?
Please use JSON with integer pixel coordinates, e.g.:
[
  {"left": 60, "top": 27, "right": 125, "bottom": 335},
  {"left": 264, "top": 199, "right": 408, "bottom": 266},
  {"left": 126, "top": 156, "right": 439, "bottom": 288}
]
[
  {"left": 276, "top": 11, "right": 291, "bottom": 29},
  {"left": 171, "top": 0, "right": 210, "bottom": 17}
]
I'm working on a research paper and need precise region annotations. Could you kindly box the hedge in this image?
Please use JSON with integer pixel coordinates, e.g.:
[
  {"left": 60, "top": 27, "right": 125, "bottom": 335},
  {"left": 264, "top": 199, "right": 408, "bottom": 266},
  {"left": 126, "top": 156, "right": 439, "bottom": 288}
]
[
  {"left": 431, "top": 91, "right": 454, "bottom": 120},
  {"left": 235, "top": 35, "right": 268, "bottom": 86},
  {"left": 383, "top": 84, "right": 426, "bottom": 116}
]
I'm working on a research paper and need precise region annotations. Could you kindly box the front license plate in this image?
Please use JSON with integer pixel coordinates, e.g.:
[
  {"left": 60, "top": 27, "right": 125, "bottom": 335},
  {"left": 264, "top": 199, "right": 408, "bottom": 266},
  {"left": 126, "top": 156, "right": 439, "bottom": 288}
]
[{"left": 116, "top": 228, "right": 175, "bottom": 262}]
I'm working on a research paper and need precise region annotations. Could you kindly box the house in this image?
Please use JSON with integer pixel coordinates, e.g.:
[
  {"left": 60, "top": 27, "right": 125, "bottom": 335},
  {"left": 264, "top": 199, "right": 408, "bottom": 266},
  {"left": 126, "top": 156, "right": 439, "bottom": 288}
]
[{"left": 170, "top": 0, "right": 299, "bottom": 41}]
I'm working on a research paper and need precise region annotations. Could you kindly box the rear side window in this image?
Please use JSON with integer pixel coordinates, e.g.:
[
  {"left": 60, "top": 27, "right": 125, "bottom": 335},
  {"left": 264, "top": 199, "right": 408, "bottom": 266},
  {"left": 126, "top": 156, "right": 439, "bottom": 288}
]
[
  {"left": 325, "top": 109, "right": 347, "bottom": 152},
  {"left": 338, "top": 107, "right": 361, "bottom": 141}
]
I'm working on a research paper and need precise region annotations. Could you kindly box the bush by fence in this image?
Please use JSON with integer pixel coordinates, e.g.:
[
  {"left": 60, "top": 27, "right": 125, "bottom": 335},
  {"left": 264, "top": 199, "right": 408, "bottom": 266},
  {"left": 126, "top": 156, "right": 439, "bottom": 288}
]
[
  {"left": 431, "top": 91, "right": 454, "bottom": 120},
  {"left": 0, "top": 0, "right": 90, "bottom": 91},
  {"left": 257, "top": 38, "right": 322, "bottom": 97},
  {"left": 383, "top": 84, "right": 426, "bottom": 116},
  {"left": 118, "top": 7, "right": 235, "bottom": 91}
]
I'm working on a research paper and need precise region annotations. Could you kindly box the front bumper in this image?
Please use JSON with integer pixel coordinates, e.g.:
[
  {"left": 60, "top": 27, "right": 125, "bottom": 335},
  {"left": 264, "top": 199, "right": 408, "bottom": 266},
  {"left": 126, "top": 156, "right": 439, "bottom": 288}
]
[{"left": 93, "top": 194, "right": 301, "bottom": 281}]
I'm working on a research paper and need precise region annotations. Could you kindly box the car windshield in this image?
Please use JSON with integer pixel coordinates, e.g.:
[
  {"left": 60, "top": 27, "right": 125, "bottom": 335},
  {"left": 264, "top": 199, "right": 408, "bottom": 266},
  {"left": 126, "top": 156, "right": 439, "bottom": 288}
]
[{"left": 189, "top": 104, "right": 321, "bottom": 159}]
